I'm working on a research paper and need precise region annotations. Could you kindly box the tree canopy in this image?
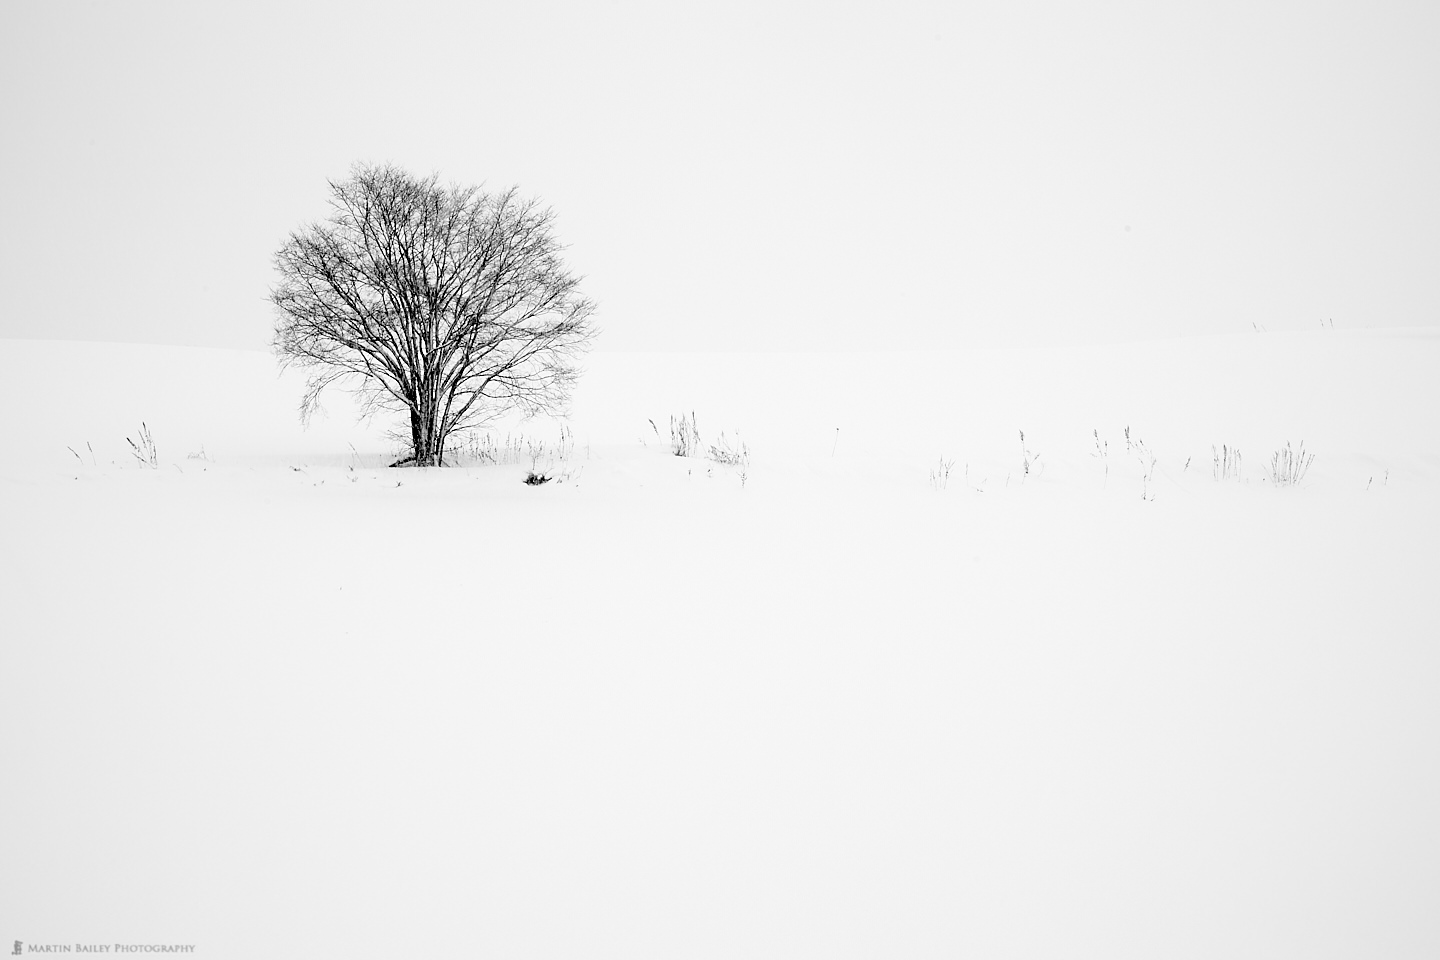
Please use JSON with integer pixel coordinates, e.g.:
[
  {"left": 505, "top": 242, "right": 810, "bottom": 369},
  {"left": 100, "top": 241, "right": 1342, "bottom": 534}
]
[{"left": 271, "top": 164, "right": 596, "bottom": 465}]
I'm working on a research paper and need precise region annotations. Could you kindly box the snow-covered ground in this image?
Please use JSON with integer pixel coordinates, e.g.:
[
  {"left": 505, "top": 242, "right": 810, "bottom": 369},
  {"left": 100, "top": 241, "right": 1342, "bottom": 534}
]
[{"left": 2, "top": 331, "right": 1437, "bottom": 959}]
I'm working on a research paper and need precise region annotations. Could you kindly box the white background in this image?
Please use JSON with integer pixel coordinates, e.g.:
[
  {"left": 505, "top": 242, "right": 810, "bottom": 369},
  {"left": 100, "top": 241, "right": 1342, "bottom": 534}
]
[{"left": 3, "top": 0, "right": 1438, "bottom": 351}]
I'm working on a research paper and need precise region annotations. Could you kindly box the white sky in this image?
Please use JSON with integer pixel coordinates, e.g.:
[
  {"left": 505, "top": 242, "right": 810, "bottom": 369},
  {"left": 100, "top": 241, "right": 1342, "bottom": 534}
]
[{"left": 2, "top": 0, "right": 1437, "bottom": 352}]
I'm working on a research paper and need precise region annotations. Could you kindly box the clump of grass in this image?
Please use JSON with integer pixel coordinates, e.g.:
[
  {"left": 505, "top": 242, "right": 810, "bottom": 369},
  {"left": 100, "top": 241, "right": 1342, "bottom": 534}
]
[
  {"left": 445, "top": 426, "right": 581, "bottom": 483},
  {"left": 1212, "top": 444, "right": 1242, "bottom": 482},
  {"left": 524, "top": 425, "right": 581, "bottom": 484},
  {"left": 929, "top": 456, "right": 955, "bottom": 490},
  {"left": 1269, "top": 441, "right": 1314, "bottom": 486},
  {"left": 706, "top": 429, "right": 751, "bottom": 488},
  {"left": 453, "top": 427, "right": 575, "bottom": 470},
  {"left": 455, "top": 431, "right": 526, "bottom": 465},
  {"left": 1092, "top": 429, "right": 1109, "bottom": 486},
  {"left": 708, "top": 431, "right": 749, "bottom": 467},
  {"left": 1127, "top": 428, "right": 1156, "bottom": 501},
  {"left": 127, "top": 423, "right": 157, "bottom": 468},
  {"left": 670, "top": 412, "right": 700, "bottom": 457},
  {"left": 526, "top": 425, "right": 574, "bottom": 468},
  {"left": 1018, "top": 430, "right": 1041, "bottom": 481}
]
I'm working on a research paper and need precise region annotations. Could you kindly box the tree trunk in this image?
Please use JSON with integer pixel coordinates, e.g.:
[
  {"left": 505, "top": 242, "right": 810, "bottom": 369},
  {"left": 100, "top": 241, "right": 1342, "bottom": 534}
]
[{"left": 405, "top": 396, "right": 443, "bottom": 466}]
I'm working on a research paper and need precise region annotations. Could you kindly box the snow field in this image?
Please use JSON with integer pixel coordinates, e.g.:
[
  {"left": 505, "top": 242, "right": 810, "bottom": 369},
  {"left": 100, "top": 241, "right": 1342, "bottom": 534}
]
[{"left": 2, "top": 331, "right": 1438, "bottom": 959}]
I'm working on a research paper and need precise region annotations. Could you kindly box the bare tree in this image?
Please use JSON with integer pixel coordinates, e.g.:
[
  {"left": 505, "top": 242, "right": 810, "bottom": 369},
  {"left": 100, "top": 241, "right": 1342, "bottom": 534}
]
[{"left": 271, "top": 164, "right": 596, "bottom": 466}]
